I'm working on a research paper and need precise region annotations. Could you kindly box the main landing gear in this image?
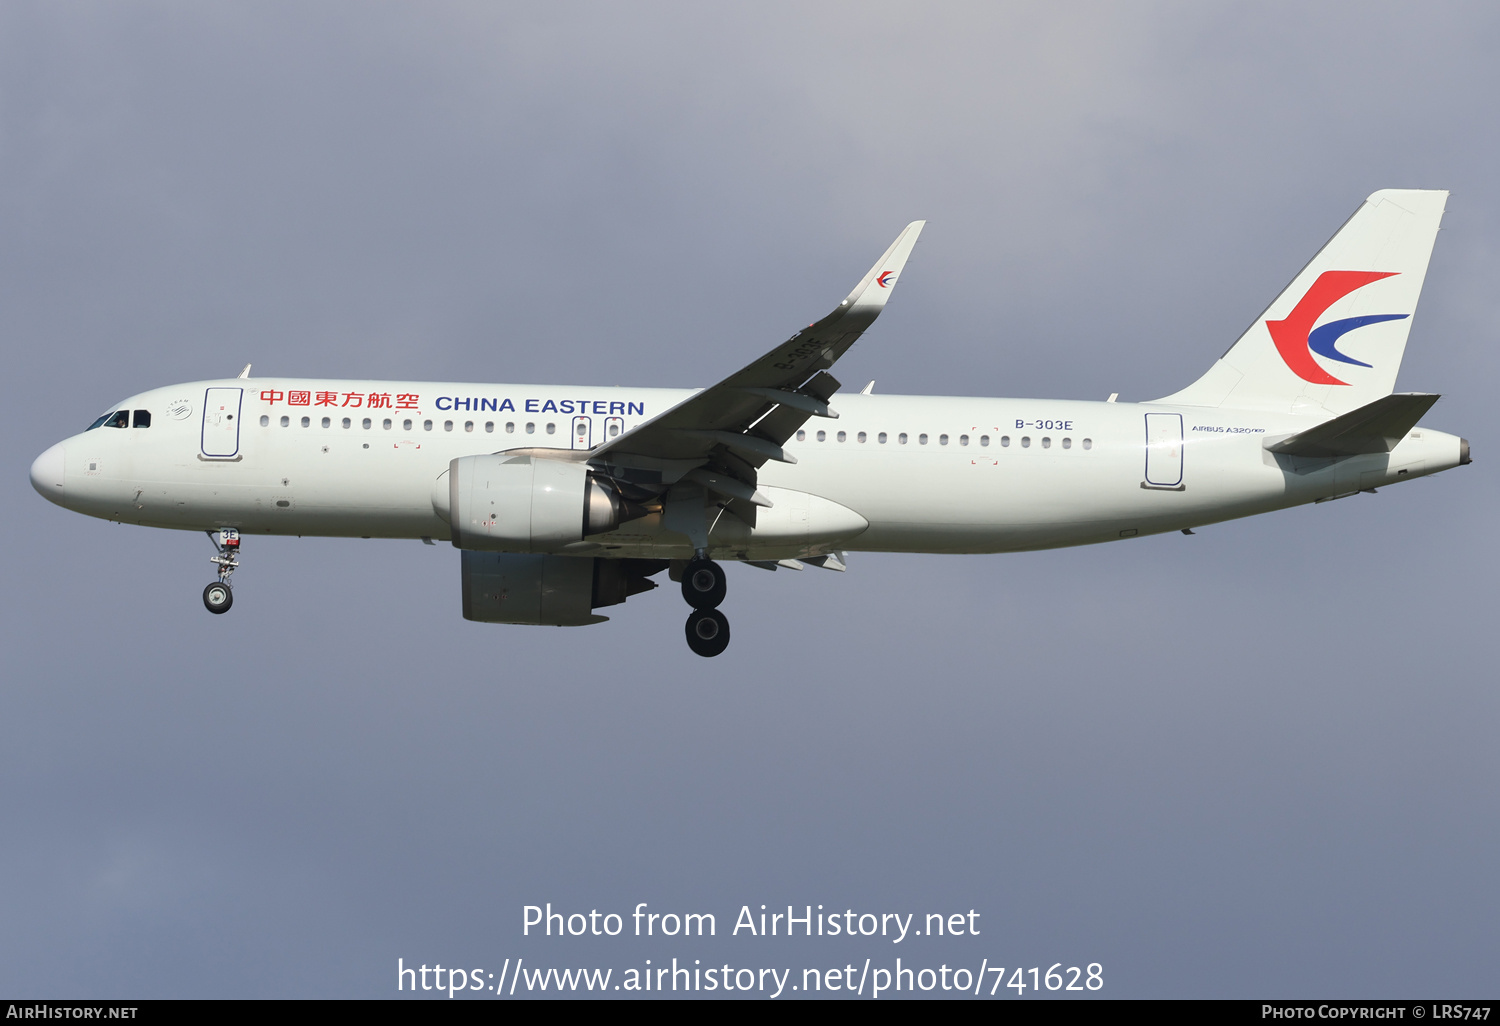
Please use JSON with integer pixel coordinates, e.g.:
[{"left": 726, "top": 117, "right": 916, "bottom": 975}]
[
  {"left": 203, "top": 528, "right": 240, "bottom": 614},
  {"left": 681, "top": 554, "right": 729, "bottom": 657}
]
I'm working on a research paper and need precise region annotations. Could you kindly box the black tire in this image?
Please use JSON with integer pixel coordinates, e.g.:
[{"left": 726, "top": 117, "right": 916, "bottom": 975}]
[
  {"left": 684, "top": 608, "right": 730, "bottom": 657},
  {"left": 203, "top": 581, "right": 233, "bottom": 614},
  {"left": 680, "top": 558, "right": 727, "bottom": 609}
]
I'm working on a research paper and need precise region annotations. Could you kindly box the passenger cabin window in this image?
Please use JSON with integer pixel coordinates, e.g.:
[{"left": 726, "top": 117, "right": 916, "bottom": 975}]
[
  {"left": 1041, "top": 437, "right": 1051, "bottom": 449},
  {"left": 1062, "top": 437, "right": 1071, "bottom": 449},
  {"left": 485, "top": 422, "right": 494, "bottom": 433},
  {"left": 1001, "top": 435, "right": 1010, "bottom": 447},
  {"left": 424, "top": 420, "right": 433, "bottom": 431},
  {"left": 281, "top": 415, "right": 290, "bottom": 427},
  {"left": 465, "top": 421, "right": 474, "bottom": 432},
  {"left": 383, "top": 418, "right": 392, "bottom": 430},
  {"left": 796, "top": 429, "right": 806, "bottom": 441},
  {"left": 362, "top": 417, "right": 372, "bottom": 430},
  {"left": 506, "top": 422, "right": 516, "bottom": 433},
  {"left": 260, "top": 415, "right": 270, "bottom": 427},
  {"left": 878, "top": 432, "right": 887, "bottom": 443},
  {"left": 816, "top": 430, "right": 826, "bottom": 442},
  {"left": 443, "top": 420, "right": 453, "bottom": 431},
  {"left": 133, "top": 410, "right": 151, "bottom": 428},
  {"left": 939, "top": 434, "right": 949, "bottom": 445},
  {"left": 980, "top": 435, "right": 989, "bottom": 446},
  {"left": 898, "top": 433, "right": 908, "bottom": 444},
  {"left": 403, "top": 419, "right": 413, "bottom": 431},
  {"left": 526, "top": 422, "right": 535, "bottom": 434},
  {"left": 546, "top": 422, "right": 556, "bottom": 434},
  {"left": 322, "top": 417, "right": 332, "bottom": 428},
  {"left": 837, "top": 431, "right": 846, "bottom": 442},
  {"left": 1082, "top": 438, "right": 1093, "bottom": 450},
  {"left": 958, "top": 434, "right": 968, "bottom": 446},
  {"left": 919, "top": 433, "right": 928, "bottom": 445},
  {"left": 301, "top": 416, "right": 310, "bottom": 428},
  {"left": 342, "top": 417, "right": 352, "bottom": 429},
  {"left": 1021, "top": 436, "right": 1031, "bottom": 448},
  {"left": 857, "top": 431, "right": 867, "bottom": 443}
]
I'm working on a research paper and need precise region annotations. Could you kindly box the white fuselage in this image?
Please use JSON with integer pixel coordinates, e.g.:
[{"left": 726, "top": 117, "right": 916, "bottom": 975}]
[{"left": 32, "top": 378, "right": 1467, "bottom": 560}]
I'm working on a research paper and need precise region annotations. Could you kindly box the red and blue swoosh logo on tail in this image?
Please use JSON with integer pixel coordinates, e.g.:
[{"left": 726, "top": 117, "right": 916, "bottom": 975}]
[{"left": 1268, "top": 271, "right": 1408, "bottom": 386}]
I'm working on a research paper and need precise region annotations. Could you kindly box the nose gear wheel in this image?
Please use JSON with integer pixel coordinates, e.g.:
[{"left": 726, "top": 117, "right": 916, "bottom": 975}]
[{"left": 203, "top": 581, "right": 233, "bottom": 614}]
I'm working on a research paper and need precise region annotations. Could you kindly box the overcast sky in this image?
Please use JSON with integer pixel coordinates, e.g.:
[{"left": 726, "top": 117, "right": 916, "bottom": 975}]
[{"left": 2, "top": 1, "right": 1497, "bottom": 999}]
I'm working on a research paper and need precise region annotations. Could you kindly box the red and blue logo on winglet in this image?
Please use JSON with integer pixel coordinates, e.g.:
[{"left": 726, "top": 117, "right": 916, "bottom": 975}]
[
  {"left": 1268, "top": 271, "right": 1408, "bottom": 385},
  {"left": 876, "top": 271, "right": 895, "bottom": 288}
]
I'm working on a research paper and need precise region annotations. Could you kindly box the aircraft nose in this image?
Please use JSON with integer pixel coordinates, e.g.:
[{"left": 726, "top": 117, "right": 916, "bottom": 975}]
[{"left": 30, "top": 442, "right": 66, "bottom": 503}]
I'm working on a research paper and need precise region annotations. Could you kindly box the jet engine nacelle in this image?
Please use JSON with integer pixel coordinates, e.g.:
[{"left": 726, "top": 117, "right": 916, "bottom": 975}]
[
  {"left": 446, "top": 454, "right": 627, "bottom": 552},
  {"left": 461, "top": 552, "right": 663, "bottom": 626}
]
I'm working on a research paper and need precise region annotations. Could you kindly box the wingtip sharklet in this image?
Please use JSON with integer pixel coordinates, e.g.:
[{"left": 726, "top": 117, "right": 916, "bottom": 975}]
[{"left": 840, "top": 220, "right": 926, "bottom": 311}]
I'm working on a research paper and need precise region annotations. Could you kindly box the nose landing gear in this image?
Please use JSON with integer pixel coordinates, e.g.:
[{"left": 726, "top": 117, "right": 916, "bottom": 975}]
[
  {"left": 203, "top": 528, "right": 240, "bottom": 615},
  {"left": 681, "top": 554, "right": 730, "bottom": 657}
]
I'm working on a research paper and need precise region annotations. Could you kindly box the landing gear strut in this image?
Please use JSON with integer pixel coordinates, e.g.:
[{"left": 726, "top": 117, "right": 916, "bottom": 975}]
[
  {"left": 203, "top": 528, "right": 239, "bottom": 614},
  {"left": 681, "top": 553, "right": 730, "bottom": 657}
]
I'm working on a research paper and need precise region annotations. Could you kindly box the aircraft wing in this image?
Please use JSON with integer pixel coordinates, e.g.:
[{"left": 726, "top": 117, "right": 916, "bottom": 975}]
[{"left": 588, "top": 221, "right": 925, "bottom": 509}]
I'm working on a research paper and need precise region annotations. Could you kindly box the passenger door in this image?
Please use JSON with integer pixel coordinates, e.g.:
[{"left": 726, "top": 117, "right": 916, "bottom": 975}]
[{"left": 201, "top": 387, "right": 243, "bottom": 458}]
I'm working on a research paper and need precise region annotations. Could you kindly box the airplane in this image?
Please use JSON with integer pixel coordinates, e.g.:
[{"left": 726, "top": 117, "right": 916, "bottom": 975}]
[{"left": 29, "top": 189, "right": 1469, "bottom": 657}]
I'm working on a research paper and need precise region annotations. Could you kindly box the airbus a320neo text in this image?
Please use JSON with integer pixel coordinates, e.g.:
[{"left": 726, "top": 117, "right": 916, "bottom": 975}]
[{"left": 30, "top": 190, "right": 1469, "bottom": 656}]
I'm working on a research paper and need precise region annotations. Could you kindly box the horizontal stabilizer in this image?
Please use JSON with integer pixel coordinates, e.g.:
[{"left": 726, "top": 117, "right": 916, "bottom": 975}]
[{"left": 1266, "top": 392, "right": 1440, "bottom": 458}]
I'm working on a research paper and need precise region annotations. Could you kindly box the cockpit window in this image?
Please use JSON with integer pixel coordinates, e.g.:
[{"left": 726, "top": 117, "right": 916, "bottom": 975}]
[
  {"left": 86, "top": 412, "right": 115, "bottom": 431},
  {"left": 133, "top": 410, "right": 151, "bottom": 428},
  {"left": 104, "top": 411, "right": 130, "bottom": 429}
]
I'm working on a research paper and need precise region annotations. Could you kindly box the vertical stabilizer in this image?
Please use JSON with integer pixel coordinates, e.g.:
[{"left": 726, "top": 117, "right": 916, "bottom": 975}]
[{"left": 1155, "top": 189, "right": 1447, "bottom": 416}]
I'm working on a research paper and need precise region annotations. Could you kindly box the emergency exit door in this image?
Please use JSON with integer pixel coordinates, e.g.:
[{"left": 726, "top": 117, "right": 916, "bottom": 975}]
[
  {"left": 201, "top": 387, "right": 243, "bottom": 458},
  {"left": 571, "top": 415, "right": 592, "bottom": 450},
  {"left": 1144, "top": 413, "right": 1184, "bottom": 488}
]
